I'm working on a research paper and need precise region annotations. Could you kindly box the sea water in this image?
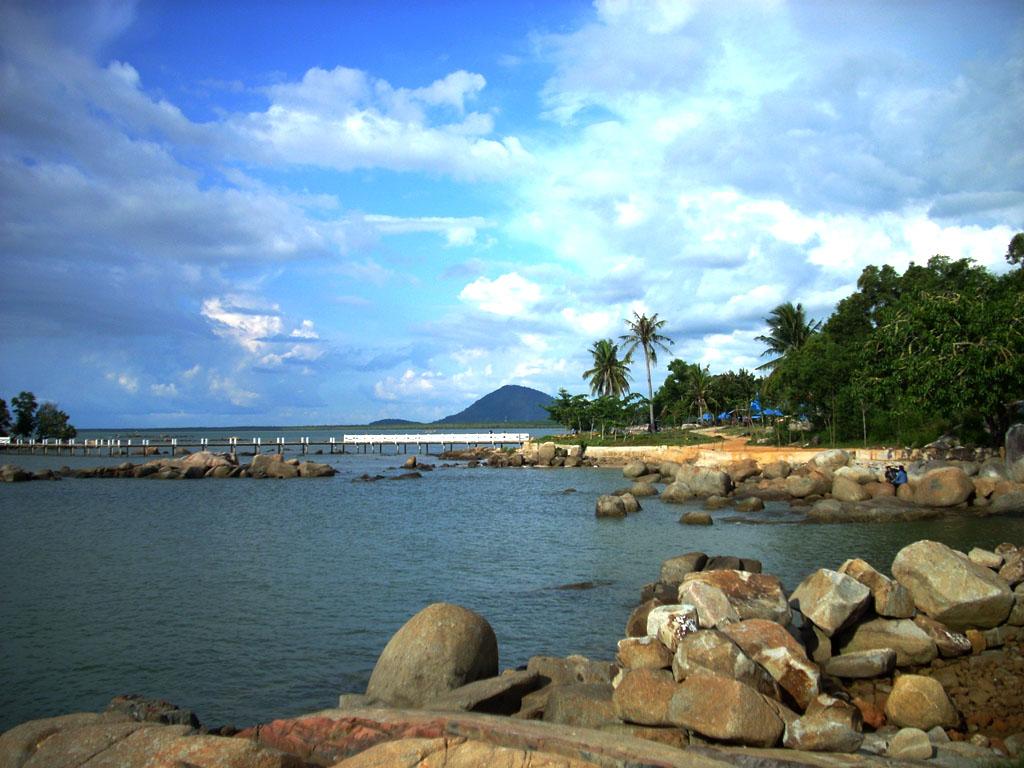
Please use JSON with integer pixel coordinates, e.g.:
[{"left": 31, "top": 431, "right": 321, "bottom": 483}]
[{"left": 1, "top": 436, "right": 1022, "bottom": 731}]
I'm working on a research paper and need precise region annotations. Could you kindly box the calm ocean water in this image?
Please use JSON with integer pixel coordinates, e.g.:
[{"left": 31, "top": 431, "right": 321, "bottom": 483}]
[{"left": 2, "top": 432, "right": 1022, "bottom": 732}]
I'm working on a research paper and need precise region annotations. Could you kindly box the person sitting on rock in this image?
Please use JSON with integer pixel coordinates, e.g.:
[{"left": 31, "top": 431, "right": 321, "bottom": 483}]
[
  {"left": 884, "top": 466, "right": 897, "bottom": 485},
  {"left": 893, "top": 465, "right": 908, "bottom": 487}
]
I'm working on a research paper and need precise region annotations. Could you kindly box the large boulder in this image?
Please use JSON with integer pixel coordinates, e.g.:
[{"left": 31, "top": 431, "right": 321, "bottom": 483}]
[
  {"left": 595, "top": 495, "right": 627, "bottom": 518},
  {"left": 543, "top": 683, "right": 616, "bottom": 729},
  {"left": 884, "top": 674, "right": 959, "bottom": 730},
  {"left": 831, "top": 476, "right": 871, "bottom": 502},
  {"left": 248, "top": 453, "right": 299, "bottom": 479},
  {"left": 762, "top": 461, "right": 791, "bottom": 479},
  {"left": 622, "top": 461, "right": 649, "bottom": 479},
  {"left": 789, "top": 569, "right": 871, "bottom": 636},
  {"left": 646, "top": 604, "right": 699, "bottom": 652},
  {"left": 720, "top": 619, "right": 820, "bottom": 711},
  {"left": 612, "top": 668, "right": 678, "bottom": 726},
  {"left": 811, "top": 449, "right": 850, "bottom": 473},
  {"left": 838, "top": 558, "right": 915, "bottom": 619},
  {"left": 682, "top": 570, "right": 792, "bottom": 625},
  {"left": 617, "top": 636, "right": 673, "bottom": 670},
  {"left": 891, "top": 540, "right": 1013, "bottom": 629},
  {"left": 785, "top": 471, "right": 831, "bottom": 498},
  {"left": 835, "top": 617, "right": 937, "bottom": 667},
  {"left": 365, "top": 603, "right": 498, "bottom": 707},
  {"left": 913, "top": 467, "right": 974, "bottom": 507},
  {"left": 670, "top": 465, "right": 732, "bottom": 497},
  {"left": 677, "top": 581, "right": 739, "bottom": 629},
  {"left": 667, "top": 670, "right": 784, "bottom": 747},
  {"left": 659, "top": 552, "right": 708, "bottom": 585},
  {"left": 672, "top": 629, "right": 779, "bottom": 699}
]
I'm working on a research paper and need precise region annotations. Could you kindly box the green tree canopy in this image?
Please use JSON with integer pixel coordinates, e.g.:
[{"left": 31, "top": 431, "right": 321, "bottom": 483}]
[
  {"left": 582, "top": 338, "right": 632, "bottom": 398},
  {"left": 35, "top": 402, "right": 77, "bottom": 440},
  {"left": 0, "top": 398, "right": 10, "bottom": 436},
  {"left": 755, "top": 302, "right": 821, "bottom": 376},
  {"left": 11, "top": 391, "right": 38, "bottom": 438}
]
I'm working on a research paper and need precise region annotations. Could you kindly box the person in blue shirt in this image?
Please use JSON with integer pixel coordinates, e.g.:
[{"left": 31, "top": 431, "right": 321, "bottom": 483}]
[{"left": 893, "top": 466, "right": 908, "bottom": 487}]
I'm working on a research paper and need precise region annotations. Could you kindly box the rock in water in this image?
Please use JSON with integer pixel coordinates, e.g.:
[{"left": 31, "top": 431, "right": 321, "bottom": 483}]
[
  {"left": 365, "top": 603, "right": 498, "bottom": 707},
  {"left": 892, "top": 540, "right": 1013, "bottom": 629}
]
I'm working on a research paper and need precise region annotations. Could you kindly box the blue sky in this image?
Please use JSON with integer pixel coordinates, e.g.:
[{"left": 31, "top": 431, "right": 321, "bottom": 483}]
[{"left": 1, "top": 0, "right": 1021, "bottom": 427}]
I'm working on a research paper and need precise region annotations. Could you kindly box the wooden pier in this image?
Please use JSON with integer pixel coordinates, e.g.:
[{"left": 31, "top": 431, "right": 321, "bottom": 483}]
[{"left": 0, "top": 433, "right": 532, "bottom": 458}]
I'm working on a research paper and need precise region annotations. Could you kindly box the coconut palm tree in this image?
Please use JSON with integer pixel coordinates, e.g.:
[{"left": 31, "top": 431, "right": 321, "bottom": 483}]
[
  {"left": 621, "top": 312, "right": 673, "bottom": 432},
  {"left": 688, "top": 363, "right": 715, "bottom": 422},
  {"left": 582, "top": 338, "right": 632, "bottom": 398},
  {"left": 755, "top": 302, "right": 821, "bottom": 375}
]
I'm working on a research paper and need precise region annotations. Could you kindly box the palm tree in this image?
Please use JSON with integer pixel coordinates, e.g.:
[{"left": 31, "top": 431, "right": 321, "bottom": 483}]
[
  {"left": 755, "top": 302, "right": 821, "bottom": 375},
  {"left": 621, "top": 312, "right": 673, "bottom": 432},
  {"left": 688, "top": 364, "right": 715, "bottom": 422},
  {"left": 582, "top": 338, "right": 632, "bottom": 398}
]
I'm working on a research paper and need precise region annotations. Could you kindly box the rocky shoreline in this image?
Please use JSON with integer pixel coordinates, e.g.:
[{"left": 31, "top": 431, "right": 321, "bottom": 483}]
[
  {"left": 4, "top": 537, "right": 1024, "bottom": 767},
  {"left": 590, "top": 444, "right": 1024, "bottom": 521}
]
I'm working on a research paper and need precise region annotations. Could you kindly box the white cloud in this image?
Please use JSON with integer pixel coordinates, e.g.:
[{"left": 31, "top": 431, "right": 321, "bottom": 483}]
[
  {"left": 363, "top": 214, "right": 491, "bottom": 247},
  {"left": 229, "top": 66, "right": 531, "bottom": 179},
  {"left": 373, "top": 369, "right": 444, "bottom": 401},
  {"left": 209, "top": 375, "right": 258, "bottom": 407},
  {"left": 106, "top": 371, "right": 139, "bottom": 394},
  {"left": 150, "top": 382, "right": 178, "bottom": 398},
  {"left": 459, "top": 272, "right": 542, "bottom": 316}
]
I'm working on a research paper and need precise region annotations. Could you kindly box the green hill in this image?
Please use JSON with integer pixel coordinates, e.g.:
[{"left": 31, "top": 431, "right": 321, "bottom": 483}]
[{"left": 436, "top": 385, "right": 555, "bottom": 425}]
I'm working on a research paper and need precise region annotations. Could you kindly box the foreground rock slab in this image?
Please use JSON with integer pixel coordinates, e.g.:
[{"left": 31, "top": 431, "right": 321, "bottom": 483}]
[{"left": 242, "top": 707, "right": 736, "bottom": 767}]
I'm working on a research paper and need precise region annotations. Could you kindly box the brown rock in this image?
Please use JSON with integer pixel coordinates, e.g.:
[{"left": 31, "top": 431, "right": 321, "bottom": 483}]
[
  {"left": 612, "top": 669, "right": 678, "bottom": 726},
  {"left": 884, "top": 674, "right": 959, "bottom": 730},
  {"left": 365, "top": 603, "right": 498, "bottom": 707},
  {"left": 616, "top": 636, "right": 673, "bottom": 671},
  {"left": 677, "top": 580, "right": 740, "bottom": 629},
  {"left": 836, "top": 617, "right": 937, "bottom": 667},
  {"left": 332, "top": 736, "right": 599, "bottom": 768},
  {"left": 526, "top": 655, "right": 615, "bottom": 686},
  {"left": 912, "top": 615, "right": 972, "bottom": 658},
  {"left": 671, "top": 629, "right": 780, "bottom": 699},
  {"left": 720, "top": 619, "right": 820, "bottom": 711},
  {"left": 838, "top": 557, "right": 915, "bottom": 619},
  {"left": 625, "top": 599, "right": 664, "bottom": 638},
  {"left": 667, "top": 671, "right": 784, "bottom": 747},
  {"left": 832, "top": 476, "right": 871, "bottom": 502},
  {"left": 682, "top": 570, "right": 792, "bottom": 625},
  {"left": 426, "top": 670, "right": 540, "bottom": 715},
  {"left": 543, "top": 683, "right": 617, "bottom": 729},
  {"left": 659, "top": 552, "right": 707, "bottom": 585},
  {"left": 789, "top": 569, "right": 871, "bottom": 636},
  {"left": 892, "top": 540, "right": 1013, "bottom": 630},
  {"left": 914, "top": 467, "right": 974, "bottom": 507}
]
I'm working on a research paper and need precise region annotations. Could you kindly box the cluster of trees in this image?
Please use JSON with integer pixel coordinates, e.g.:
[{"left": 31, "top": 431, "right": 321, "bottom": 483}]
[
  {"left": 548, "top": 312, "right": 672, "bottom": 434},
  {"left": 549, "top": 236, "right": 1022, "bottom": 449},
  {"left": 0, "top": 391, "right": 77, "bottom": 440},
  {"left": 761, "top": 247, "right": 1023, "bottom": 447},
  {"left": 651, "top": 362, "right": 760, "bottom": 427}
]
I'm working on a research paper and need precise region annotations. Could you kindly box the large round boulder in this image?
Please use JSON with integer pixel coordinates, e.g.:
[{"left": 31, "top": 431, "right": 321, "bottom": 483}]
[
  {"left": 913, "top": 467, "right": 973, "bottom": 507},
  {"left": 892, "top": 540, "right": 1013, "bottom": 629},
  {"left": 365, "top": 603, "right": 498, "bottom": 707},
  {"left": 884, "top": 674, "right": 959, "bottom": 730},
  {"left": 622, "top": 461, "right": 649, "bottom": 479},
  {"left": 786, "top": 471, "right": 830, "bottom": 499}
]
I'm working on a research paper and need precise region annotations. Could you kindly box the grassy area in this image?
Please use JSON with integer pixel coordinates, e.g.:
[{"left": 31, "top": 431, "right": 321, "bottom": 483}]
[{"left": 547, "top": 430, "right": 724, "bottom": 448}]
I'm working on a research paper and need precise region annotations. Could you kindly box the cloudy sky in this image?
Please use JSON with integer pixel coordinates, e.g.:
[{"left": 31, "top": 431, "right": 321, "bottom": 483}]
[{"left": 1, "top": 0, "right": 1021, "bottom": 427}]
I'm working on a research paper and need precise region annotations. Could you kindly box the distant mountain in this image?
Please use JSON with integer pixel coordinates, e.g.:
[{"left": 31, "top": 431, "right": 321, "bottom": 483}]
[
  {"left": 368, "top": 418, "right": 425, "bottom": 427},
  {"left": 436, "top": 385, "right": 555, "bottom": 425}
]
